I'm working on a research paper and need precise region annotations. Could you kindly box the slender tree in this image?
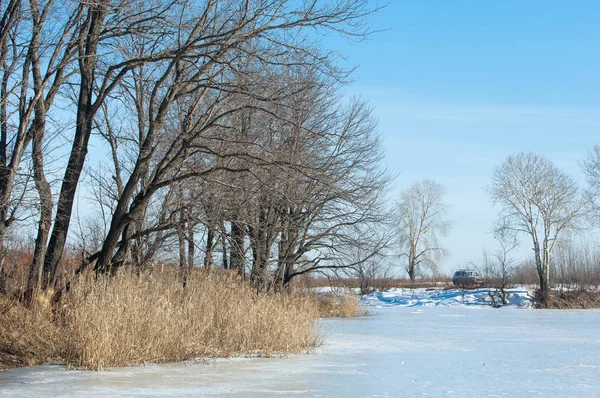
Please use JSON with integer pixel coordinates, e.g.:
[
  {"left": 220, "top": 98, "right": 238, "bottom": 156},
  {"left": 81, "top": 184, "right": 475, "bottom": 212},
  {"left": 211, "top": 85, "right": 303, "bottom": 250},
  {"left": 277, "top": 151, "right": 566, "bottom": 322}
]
[
  {"left": 396, "top": 179, "right": 451, "bottom": 282},
  {"left": 583, "top": 144, "right": 600, "bottom": 224}
]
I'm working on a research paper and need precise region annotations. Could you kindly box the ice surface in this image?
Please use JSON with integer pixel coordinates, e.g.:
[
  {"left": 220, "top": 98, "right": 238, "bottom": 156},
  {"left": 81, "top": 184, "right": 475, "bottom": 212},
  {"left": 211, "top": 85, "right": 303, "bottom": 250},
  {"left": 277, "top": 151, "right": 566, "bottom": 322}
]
[{"left": 2, "top": 306, "right": 599, "bottom": 397}]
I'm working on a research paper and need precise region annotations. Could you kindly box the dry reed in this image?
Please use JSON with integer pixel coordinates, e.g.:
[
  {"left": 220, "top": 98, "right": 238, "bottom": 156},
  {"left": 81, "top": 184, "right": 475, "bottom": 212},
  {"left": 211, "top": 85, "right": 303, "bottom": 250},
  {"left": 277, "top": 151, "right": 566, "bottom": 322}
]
[
  {"left": 544, "top": 290, "right": 600, "bottom": 309},
  {"left": 1, "top": 270, "right": 321, "bottom": 370},
  {"left": 312, "top": 294, "right": 368, "bottom": 318},
  {"left": 0, "top": 295, "right": 63, "bottom": 369}
]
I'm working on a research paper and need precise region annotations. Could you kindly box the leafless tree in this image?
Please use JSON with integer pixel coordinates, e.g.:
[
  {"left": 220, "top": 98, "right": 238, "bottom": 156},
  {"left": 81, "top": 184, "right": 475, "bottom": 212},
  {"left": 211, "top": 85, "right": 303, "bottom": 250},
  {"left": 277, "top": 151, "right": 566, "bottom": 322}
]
[
  {"left": 176, "top": 65, "right": 391, "bottom": 292},
  {"left": 552, "top": 241, "right": 600, "bottom": 291},
  {"left": 583, "top": 144, "right": 600, "bottom": 224},
  {"left": 475, "top": 229, "right": 519, "bottom": 306},
  {"left": 0, "top": 0, "right": 390, "bottom": 301},
  {"left": 396, "top": 179, "right": 451, "bottom": 283},
  {"left": 0, "top": 0, "right": 82, "bottom": 296},
  {"left": 3, "top": 0, "right": 378, "bottom": 291},
  {"left": 489, "top": 152, "right": 587, "bottom": 305},
  {"left": 339, "top": 226, "right": 394, "bottom": 294}
]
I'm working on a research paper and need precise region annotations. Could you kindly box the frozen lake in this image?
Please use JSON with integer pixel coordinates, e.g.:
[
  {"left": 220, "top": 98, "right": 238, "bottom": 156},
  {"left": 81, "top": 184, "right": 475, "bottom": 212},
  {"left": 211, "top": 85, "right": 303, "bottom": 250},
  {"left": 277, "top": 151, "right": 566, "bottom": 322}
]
[{"left": 2, "top": 307, "right": 600, "bottom": 397}]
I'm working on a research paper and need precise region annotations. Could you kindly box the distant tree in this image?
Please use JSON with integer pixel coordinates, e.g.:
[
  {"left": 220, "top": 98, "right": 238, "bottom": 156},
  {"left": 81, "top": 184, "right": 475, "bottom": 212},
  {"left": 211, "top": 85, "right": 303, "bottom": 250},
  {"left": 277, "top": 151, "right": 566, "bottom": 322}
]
[
  {"left": 337, "top": 224, "right": 395, "bottom": 294},
  {"left": 583, "top": 144, "right": 600, "bottom": 224},
  {"left": 476, "top": 229, "right": 519, "bottom": 306},
  {"left": 489, "top": 152, "right": 587, "bottom": 306},
  {"left": 396, "top": 179, "right": 451, "bottom": 283}
]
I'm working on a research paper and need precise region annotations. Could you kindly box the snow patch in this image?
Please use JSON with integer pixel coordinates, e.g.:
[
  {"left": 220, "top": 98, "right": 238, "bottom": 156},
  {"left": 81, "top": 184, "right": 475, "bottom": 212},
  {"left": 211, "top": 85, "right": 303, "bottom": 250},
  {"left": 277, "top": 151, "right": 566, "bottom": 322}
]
[{"left": 361, "top": 287, "right": 534, "bottom": 309}]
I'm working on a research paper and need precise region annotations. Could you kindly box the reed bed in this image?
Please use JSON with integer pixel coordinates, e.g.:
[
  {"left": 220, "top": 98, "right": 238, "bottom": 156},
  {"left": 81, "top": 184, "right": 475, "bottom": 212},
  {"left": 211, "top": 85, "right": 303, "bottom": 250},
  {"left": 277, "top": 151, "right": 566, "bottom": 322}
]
[
  {"left": 1, "top": 270, "right": 321, "bottom": 370},
  {"left": 312, "top": 293, "right": 368, "bottom": 318}
]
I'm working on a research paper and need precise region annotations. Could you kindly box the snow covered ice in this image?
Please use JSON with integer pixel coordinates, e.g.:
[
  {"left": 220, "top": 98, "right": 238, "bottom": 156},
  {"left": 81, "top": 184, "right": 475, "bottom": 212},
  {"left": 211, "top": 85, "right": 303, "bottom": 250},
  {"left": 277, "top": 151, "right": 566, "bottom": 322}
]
[
  {"left": 362, "top": 287, "right": 535, "bottom": 308},
  {"left": 2, "top": 290, "right": 599, "bottom": 397}
]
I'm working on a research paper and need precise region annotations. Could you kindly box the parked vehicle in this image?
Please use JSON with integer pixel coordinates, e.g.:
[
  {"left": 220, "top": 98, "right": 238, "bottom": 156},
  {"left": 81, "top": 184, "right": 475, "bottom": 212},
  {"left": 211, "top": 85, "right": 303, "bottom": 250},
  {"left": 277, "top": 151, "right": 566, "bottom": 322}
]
[{"left": 452, "top": 269, "right": 484, "bottom": 287}]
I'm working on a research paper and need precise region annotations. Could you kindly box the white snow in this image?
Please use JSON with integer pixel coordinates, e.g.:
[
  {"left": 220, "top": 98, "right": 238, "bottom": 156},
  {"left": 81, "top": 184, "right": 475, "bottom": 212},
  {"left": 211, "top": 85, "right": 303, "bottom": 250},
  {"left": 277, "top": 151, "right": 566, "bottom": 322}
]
[{"left": 361, "top": 287, "right": 535, "bottom": 309}]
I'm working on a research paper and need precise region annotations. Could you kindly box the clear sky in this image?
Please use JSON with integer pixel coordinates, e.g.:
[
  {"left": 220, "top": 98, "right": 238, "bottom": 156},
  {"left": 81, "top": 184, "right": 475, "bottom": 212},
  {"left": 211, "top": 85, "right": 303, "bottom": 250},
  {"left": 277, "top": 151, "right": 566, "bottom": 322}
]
[{"left": 327, "top": 1, "right": 600, "bottom": 274}]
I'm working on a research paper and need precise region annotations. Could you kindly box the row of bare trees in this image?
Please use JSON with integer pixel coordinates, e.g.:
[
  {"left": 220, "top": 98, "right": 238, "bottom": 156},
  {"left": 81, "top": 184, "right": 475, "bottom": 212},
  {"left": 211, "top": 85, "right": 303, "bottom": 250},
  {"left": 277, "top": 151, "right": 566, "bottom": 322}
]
[
  {"left": 392, "top": 150, "right": 600, "bottom": 307},
  {"left": 0, "top": 0, "right": 393, "bottom": 296}
]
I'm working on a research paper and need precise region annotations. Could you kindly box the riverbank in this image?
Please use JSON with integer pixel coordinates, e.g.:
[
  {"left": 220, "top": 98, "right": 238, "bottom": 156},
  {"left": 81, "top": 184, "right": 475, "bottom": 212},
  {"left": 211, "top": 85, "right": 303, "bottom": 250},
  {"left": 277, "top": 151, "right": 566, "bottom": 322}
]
[{"left": 2, "top": 307, "right": 600, "bottom": 397}]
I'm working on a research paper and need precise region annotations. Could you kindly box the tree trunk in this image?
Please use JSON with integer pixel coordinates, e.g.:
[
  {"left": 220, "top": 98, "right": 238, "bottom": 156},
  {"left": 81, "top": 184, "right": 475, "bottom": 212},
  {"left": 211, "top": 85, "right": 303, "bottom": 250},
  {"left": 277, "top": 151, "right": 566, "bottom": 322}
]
[
  {"left": 96, "top": 185, "right": 157, "bottom": 273},
  {"left": 178, "top": 223, "right": 188, "bottom": 287},
  {"left": 283, "top": 258, "right": 295, "bottom": 292},
  {"left": 110, "top": 223, "right": 134, "bottom": 273},
  {"left": 204, "top": 226, "right": 214, "bottom": 269},
  {"left": 220, "top": 223, "right": 228, "bottom": 270},
  {"left": 249, "top": 224, "right": 272, "bottom": 291},
  {"left": 43, "top": 2, "right": 107, "bottom": 287},
  {"left": 408, "top": 248, "right": 416, "bottom": 283},
  {"left": 537, "top": 246, "right": 551, "bottom": 306},
  {"left": 28, "top": 117, "right": 53, "bottom": 293},
  {"left": 178, "top": 228, "right": 187, "bottom": 271},
  {"left": 187, "top": 222, "right": 195, "bottom": 271},
  {"left": 177, "top": 201, "right": 187, "bottom": 270},
  {"left": 248, "top": 204, "right": 279, "bottom": 291},
  {"left": 538, "top": 267, "right": 549, "bottom": 305},
  {"left": 230, "top": 220, "right": 245, "bottom": 278},
  {"left": 250, "top": 241, "right": 268, "bottom": 290},
  {"left": 28, "top": 27, "right": 53, "bottom": 292},
  {"left": 0, "top": 243, "right": 6, "bottom": 295}
]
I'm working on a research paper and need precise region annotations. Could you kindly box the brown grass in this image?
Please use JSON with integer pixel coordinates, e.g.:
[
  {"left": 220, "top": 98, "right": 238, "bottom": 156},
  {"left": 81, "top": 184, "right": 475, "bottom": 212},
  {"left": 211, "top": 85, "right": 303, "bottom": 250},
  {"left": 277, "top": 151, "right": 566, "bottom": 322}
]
[
  {"left": 312, "top": 294, "right": 368, "bottom": 318},
  {"left": 1, "top": 269, "right": 321, "bottom": 370},
  {"left": 544, "top": 290, "right": 600, "bottom": 309},
  {"left": 0, "top": 295, "right": 63, "bottom": 369}
]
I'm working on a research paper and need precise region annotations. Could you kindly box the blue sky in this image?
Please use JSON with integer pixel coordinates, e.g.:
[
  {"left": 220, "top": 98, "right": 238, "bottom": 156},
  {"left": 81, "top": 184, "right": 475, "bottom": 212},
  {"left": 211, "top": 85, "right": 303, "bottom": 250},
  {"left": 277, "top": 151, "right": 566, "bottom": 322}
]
[{"left": 326, "top": 1, "right": 600, "bottom": 273}]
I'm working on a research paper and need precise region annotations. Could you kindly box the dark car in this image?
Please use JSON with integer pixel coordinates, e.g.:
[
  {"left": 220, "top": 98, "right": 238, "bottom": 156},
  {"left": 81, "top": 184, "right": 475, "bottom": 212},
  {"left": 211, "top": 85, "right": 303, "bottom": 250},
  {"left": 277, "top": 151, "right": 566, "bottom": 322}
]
[{"left": 452, "top": 269, "right": 483, "bottom": 287}]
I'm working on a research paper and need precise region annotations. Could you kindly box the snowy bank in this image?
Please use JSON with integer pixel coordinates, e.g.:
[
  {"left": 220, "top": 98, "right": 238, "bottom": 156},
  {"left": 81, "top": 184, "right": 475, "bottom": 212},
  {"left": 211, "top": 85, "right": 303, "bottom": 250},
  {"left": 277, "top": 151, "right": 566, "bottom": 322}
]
[{"left": 362, "top": 287, "right": 535, "bottom": 309}]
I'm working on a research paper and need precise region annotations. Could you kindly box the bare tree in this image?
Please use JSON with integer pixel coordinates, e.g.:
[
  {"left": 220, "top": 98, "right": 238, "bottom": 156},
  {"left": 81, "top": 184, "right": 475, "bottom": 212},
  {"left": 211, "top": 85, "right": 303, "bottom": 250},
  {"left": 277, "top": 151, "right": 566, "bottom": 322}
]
[
  {"left": 0, "top": 0, "right": 389, "bottom": 302},
  {"left": 339, "top": 226, "right": 394, "bottom": 294},
  {"left": 11, "top": 0, "right": 378, "bottom": 287},
  {"left": 476, "top": 229, "right": 519, "bottom": 306},
  {"left": 0, "top": 0, "right": 82, "bottom": 296},
  {"left": 489, "top": 152, "right": 587, "bottom": 305},
  {"left": 552, "top": 241, "right": 600, "bottom": 292},
  {"left": 396, "top": 179, "right": 451, "bottom": 283},
  {"left": 583, "top": 144, "right": 600, "bottom": 224}
]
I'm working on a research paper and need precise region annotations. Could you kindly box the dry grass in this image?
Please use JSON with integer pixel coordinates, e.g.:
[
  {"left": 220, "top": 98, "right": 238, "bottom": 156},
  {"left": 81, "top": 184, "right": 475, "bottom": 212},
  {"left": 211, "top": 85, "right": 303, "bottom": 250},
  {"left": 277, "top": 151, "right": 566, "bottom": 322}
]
[
  {"left": 0, "top": 295, "right": 63, "bottom": 369},
  {"left": 312, "top": 294, "right": 368, "bottom": 318},
  {"left": 545, "top": 290, "right": 600, "bottom": 309},
  {"left": 1, "top": 269, "right": 321, "bottom": 370}
]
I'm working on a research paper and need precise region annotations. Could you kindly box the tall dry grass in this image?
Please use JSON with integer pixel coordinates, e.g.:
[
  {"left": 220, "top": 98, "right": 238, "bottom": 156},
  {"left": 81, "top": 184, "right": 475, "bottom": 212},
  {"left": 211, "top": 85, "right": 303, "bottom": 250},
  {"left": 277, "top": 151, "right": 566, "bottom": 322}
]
[
  {"left": 1, "top": 269, "right": 321, "bottom": 370},
  {"left": 0, "top": 294, "right": 63, "bottom": 368},
  {"left": 311, "top": 294, "right": 368, "bottom": 318},
  {"left": 544, "top": 290, "right": 600, "bottom": 309}
]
